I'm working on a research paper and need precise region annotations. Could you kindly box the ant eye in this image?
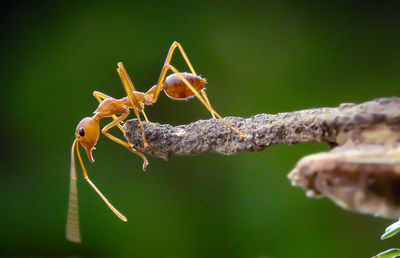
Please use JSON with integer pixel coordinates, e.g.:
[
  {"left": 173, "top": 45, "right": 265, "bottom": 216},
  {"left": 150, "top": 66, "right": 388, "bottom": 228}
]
[{"left": 79, "top": 128, "right": 85, "bottom": 137}]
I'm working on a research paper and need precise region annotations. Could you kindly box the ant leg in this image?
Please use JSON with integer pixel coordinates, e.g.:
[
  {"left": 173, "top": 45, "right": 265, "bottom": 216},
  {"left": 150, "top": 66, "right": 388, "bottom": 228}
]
[
  {"left": 200, "top": 90, "right": 216, "bottom": 119},
  {"left": 147, "top": 58, "right": 244, "bottom": 140},
  {"left": 168, "top": 42, "right": 216, "bottom": 118},
  {"left": 101, "top": 109, "right": 149, "bottom": 171},
  {"left": 152, "top": 41, "right": 195, "bottom": 103},
  {"left": 116, "top": 62, "right": 140, "bottom": 107},
  {"left": 116, "top": 66, "right": 150, "bottom": 149},
  {"left": 93, "top": 91, "right": 148, "bottom": 170},
  {"left": 141, "top": 110, "right": 149, "bottom": 122},
  {"left": 166, "top": 64, "right": 245, "bottom": 140},
  {"left": 116, "top": 62, "right": 147, "bottom": 122},
  {"left": 150, "top": 42, "right": 216, "bottom": 119},
  {"left": 75, "top": 139, "right": 127, "bottom": 221}
]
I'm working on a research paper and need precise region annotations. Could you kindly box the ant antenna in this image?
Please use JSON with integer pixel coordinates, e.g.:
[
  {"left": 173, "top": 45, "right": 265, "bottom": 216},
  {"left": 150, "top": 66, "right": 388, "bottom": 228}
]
[{"left": 66, "top": 139, "right": 82, "bottom": 243}]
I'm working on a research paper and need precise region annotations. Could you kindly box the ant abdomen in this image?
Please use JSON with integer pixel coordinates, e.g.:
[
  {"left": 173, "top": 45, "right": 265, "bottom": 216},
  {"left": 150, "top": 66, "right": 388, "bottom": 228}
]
[{"left": 163, "top": 72, "right": 207, "bottom": 100}]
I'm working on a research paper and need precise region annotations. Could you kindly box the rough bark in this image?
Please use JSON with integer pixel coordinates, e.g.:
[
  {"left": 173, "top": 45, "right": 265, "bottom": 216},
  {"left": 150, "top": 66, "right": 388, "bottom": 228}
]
[
  {"left": 124, "top": 97, "right": 400, "bottom": 159},
  {"left": 124, "top": 97, "right": 400, "bottom": 218}
]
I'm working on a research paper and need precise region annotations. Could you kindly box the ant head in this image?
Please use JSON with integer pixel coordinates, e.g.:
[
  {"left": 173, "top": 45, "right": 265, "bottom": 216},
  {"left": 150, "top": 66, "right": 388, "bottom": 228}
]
[{"left": 75, "top": 117, "right": 100, "bottom": 162}]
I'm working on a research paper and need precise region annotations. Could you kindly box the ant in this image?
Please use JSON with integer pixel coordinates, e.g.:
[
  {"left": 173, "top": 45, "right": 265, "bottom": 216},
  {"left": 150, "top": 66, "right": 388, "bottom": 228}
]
[{"left": 66, "top": 41, "right": 245, "bottom": 243}]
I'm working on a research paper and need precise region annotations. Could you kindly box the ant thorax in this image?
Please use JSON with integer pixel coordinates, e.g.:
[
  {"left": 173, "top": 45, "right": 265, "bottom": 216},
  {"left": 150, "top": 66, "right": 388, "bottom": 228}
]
[{"left": 94, "top": 97, "right": 129, "bottom": 118}]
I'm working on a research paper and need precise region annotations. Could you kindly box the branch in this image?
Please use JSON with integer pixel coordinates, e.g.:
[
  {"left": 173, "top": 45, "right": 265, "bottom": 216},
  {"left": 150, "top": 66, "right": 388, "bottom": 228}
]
[
  {"left": 124, "top": 97, "right": 400, "bottom": 160},
  {"left": 124, "top": 97, "right": 400, "bottom": 219},
  {"left": 287, "top": 143, "right": 400, "bottom": 219}
]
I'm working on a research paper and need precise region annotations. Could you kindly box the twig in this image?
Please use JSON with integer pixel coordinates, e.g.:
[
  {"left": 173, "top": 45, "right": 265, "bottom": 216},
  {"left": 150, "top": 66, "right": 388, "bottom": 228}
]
[
  {"left": 124, "top": 97, "right": 400, "bottom": 218},
  {"left": 124, "top": 97, "right": 400, "bottom": 160}
]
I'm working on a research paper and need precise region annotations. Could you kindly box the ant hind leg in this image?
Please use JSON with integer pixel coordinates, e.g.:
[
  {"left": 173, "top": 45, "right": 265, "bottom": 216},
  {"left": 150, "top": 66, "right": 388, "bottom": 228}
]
[
  {"left": 165, "top": 64, "right": 245, "bottom": 141},
  {"left": 151, "top": 42, "right": 215, "bottom": 118},
  {"left": 147, "top": 42, "right": 244, "bottom": 140}
]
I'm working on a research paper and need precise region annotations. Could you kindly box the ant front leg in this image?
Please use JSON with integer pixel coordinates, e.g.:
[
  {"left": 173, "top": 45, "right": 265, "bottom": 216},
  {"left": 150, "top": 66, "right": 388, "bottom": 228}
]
[{"left": 96, "top": 102, "right": 149, "bottom": 171}]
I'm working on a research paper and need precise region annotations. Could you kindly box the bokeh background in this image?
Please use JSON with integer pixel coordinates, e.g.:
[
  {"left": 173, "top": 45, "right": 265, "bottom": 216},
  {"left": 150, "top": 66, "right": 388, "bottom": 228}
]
[{"left": 1, "top": 1, "right": 400, "bottom": 257}]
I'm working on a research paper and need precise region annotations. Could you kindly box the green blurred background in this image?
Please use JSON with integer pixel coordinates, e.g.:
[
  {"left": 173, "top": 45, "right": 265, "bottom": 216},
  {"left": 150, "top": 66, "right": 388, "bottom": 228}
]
[{"left": 1, "top": 1, "right": 400, "bottom": 256}]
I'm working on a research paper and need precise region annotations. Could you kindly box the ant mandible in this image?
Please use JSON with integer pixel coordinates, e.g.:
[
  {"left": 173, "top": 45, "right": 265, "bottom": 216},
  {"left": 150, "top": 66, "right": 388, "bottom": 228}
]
[{"left": 66, "top": 41, "right": 245, "bottom": 243}]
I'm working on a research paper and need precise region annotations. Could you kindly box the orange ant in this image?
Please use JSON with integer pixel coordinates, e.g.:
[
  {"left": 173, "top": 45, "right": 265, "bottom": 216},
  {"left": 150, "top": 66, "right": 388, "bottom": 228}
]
[{"left": 66, "top": 41, "right": 245, "bottom": 243}]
